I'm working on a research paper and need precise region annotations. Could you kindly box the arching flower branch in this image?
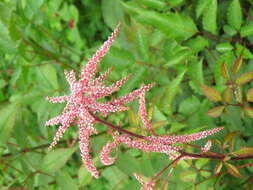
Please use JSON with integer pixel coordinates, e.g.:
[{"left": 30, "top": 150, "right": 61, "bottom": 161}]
[{"left": 44, "top": 24, "right": 253, "bottom": 189}]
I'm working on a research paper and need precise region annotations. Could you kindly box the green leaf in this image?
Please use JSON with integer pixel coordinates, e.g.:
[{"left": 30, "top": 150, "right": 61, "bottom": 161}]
[
  {"left": 240, "top": 21, "right": 253, "bottom": 37},
  {"left": 227, "top": 0, "right": 242, "bottom": 30},
  {"left": 203, "top": 0, "right": 217, "bottom": 34},
  {"left": 216, "top": 43, "right": 234, "bottom": 52},
  {"left": 0, "top": 103, "right": 18, "bottom": 146},
  {"left": 235, "top": 71, "right": 253, "bottom": 86},
  {"left": 137, "top": 28, "right": 149, "bottom": 62},
  {"left": 0, "top": 19, "right": 17, "bottom": 54},
  {"left": 196, "top": 0, "right": 209, "bottom": 19},
  {"left": 165, "top": 49, "right": 191, "bottom": 67},
  {"left": 56, "top": 171, "right": 79, "bottom": 190},
  {"left": 207, "top": 106, "right": 225, "bottom": 118},
  {"left": 102, "top": 0, "right": 124, "bottom": 29},
  {"left": 188, "top": 58, "right": 204, "bottom": 94},
  {"left": 235, "top": 43, "right": 253, "bottom": 59},
  {"left": 224, "top": 87, "right": 232, "bottom": 103},
  {"left": 40, "top": 147, "right": 77, "bottom": 173},
  {"left": 161, "top": 69, "right": 186, "bottom": 115},
  {"left": 186, "top": 36, "right": 209, "bottom": 53},
  {"left": 246, "top": 88, "right": 253, "bottom": 102},
  {"left": 233, "top": 147, "right": 253, "bottom": 156},
  {"left": 78, "top": 165, "right": 92, "bottom": 187},
  {"left": 137, "top": 0, "right": 166, "bottom": 10},
  {"left": 38, "top": 64, "right": 59, "bottom": 89},
  {"left": 123, "top": 2, "right": 197, "bottom": 41},
  {"left": 201, "top": 85, "right": 222, "bottom": 102},
  {"left": 214, "top": 162, "right": 223, "bottom": 174}
]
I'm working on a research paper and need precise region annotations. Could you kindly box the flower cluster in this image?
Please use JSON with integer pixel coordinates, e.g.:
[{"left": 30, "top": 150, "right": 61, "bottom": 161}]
[{"left": 46, "top": 24, "right": 223, "bottom": 187}]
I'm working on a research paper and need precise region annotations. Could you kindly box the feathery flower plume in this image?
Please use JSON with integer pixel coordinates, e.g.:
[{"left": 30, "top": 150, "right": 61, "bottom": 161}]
[{"left": 46, "top": 24, "right": 154, "bottom": 178}]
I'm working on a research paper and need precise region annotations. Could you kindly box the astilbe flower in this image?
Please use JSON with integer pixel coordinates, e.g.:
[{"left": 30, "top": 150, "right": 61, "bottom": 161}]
[
  {"left": 46, "top": 24, "right": 153, "bottom": 178},
  {"left": 46, "top": 23, "right": 223, "bottom": 183}
]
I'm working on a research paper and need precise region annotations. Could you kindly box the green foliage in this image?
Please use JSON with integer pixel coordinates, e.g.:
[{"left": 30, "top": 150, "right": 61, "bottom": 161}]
[{"left": 1, "top": 0, "right": 253, "bottom": 189}]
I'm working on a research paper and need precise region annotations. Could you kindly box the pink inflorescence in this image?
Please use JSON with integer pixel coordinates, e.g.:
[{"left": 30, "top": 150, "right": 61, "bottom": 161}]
[
  {"left": 46, "top": 24, "right": 223, "bottom": 181},
  {"left": 46, "top": 24, "right": 154, "bottom": 178}
]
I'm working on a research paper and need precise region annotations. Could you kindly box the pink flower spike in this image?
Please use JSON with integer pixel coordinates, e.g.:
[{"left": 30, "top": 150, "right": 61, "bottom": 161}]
[
  {"left": 79, "top": 126, "right": 99, "bottom": 178},
  {"left": 111, "top": 83, "right": 155, "bottom": 106},
  {"left": 80, "top": 24, "right": 121, "bottom": 81},
  {"left": 91, "top": 67, "right": 114, "bottom": 86},
  {"left": 100, "top": 141, "right": 118, "bottom": 165},
  {"left": 202, "top": 140, "right": 212, "bottom": 153},
  {"left": 45, "top": 115, "right": 63, "bottom": 126},
  {"left": 134, "top": 173, "right": 154, "bottom": 190},
  {"left": 145, "top": 127, "right": 223, "bottom": 145},
  {"left": 139, "top": 90, "right": 155, "bottom": 135},
  {"left": 64, "top": 70, "right": 76, "bottom": 87},
  {"left": 48, "top": 125, "right": 69, "bottom": 150}
]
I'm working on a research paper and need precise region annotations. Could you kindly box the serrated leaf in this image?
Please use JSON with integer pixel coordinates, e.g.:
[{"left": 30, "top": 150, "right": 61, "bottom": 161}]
[
  {"left": 246, "top": 88, "right": 253, "bottom": 102},
  {"left": 225, "top": 162, "right": 243, "bottom": 178},
  {"left": 207, "top": 106, "right": 225, "bottom": 118},
  {"left": 223, "top": 87, "right": 232, "bottom": 103},
  {"left": 240, "top": 21, "right": 253, "bottom": 37},
  {"left": 221, "top": 62, "right": 230, "bottom": 80},
  {"left": 201, "top": 85, "right": 222, "bottom": 102},
  {"left": 233, "top": 147, "right": 253, "bottom": 156},
  {"left": 244, "top": 106, "right": 253, "bottom": 118},
  {"left": 227, "top": 0, "right": 242, "bottom": 30},
  {"left": 232, "top": 52, "right": 243, "bottom": 74},
  {"left": 123, "top": 2, "right": 197, "bottom": 41},
  {"left": 40, "top": 147, "right": 77, "bottom": 173},
  {"left": 203, "top": 0, "right": 217, "bottom": 34},
  {"left": 196, "top": 0, "right": 209, "bottom": 19},
  {"left": 214, "top": 162, "right": 223, "bottom": 174},
  {"left": 235, "top": 71, "right": 253, "bottom": 86}
]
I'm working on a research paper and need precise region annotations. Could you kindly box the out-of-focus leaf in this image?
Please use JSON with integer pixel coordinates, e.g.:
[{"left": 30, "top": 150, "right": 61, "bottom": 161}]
[
  {"left": 0, "top": 19, "right": 17, "bottom": 54},
  {"left": 179, "top": 170, "right": 197, "bottom": 182},
  {"left": 223, "top": 87, "right": 232, "bottom": 103},
  {"left": 137, "top": 28, "right": 149, "bottom": 62},
  {"left": 225, "top": 162, "right": 243, "bottom": 178},
  {"left": 39, "top": 64, "right": 59, "bottom": 89},
  {"left": 40, "top": 147, "right": 77, "bottom": 173},
  {"left": 235, "top": 71, "right": 253, "bottom": 86},
  {"left": 203, "top": 0, "right": 217, "bottom": 34},
  {"left": 185, "top": 36, "right": 209, "bottom": 53},
  {"left": 233, "top": 147, "right": 253, "bottom": 156},
  {"left": 101, "top": 0, "right": 124, "bottom": 29},
  {"left": 207, "top": 106, "right": 225, "bottom": 118},
  {"left": 137, "top": 0, "right": 166, "bottom": 10},
  {"left": 232, "top": 52, "right": 243, "bottom": 74},
  {"left": 196, "top": 0, "right": 209, "bottom": 18},
  {"left": 165, "top": 49, "right": 191, "bottom": 67},
  {"left": 235, "top": 43, "right": 253, "bottom": 59},
  {"left": 0, "top": 104, "right": 18, "bottom": 146},
  {"left": 161, "top": 69, "right": 186, "bottom": 115},
  {"left": 246, "top": 88, "right": 253, "bottom": 102},
  {"left": 240, "top": 21, "right": 253, "bottom": 37},
  {"left": 227, "top": 0, "right": 242, "bottom": 30},
  {"left": 221, "top": 62, "right": 230, "bottom": 80},
  {"left": 56, "top": 171, "right": 79, "bottom": 190},
  {"left": 244, "top": 106, "right": 253, "bottom": 118},
  {"left": 214, "top": 162, "right": 223, "bottom": 174},
  {"left": 123, "top": 2, "right": 198, "bottom": 41},
  {"left": 201, "top": 85, "right": 222, "bottom": 102},
  {"left": 216, "top": 43, "right": 234, "bottom": 52},
  {"left": 78, "top": 165, "right": 92, "bottom": 187},
  {"left": 188, "top": 58, "right": 204, "bottom": 94}
]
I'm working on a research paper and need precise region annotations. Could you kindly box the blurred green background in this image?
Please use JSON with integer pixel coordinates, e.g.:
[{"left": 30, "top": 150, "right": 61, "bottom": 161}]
[{"left": 1, "top": 0, "right": 253, "bottom": 189}]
